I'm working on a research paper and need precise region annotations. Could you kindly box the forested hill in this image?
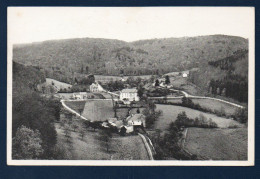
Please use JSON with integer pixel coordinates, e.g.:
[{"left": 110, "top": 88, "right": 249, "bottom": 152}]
[
  {"left": 13, "top": 62, "right": 46, "bottom": 96},
  {"left": 13, "top": 35, "right": 248, "bottom": 81},
  {"left": 12, "top": 62, "right": 61, "bottom": 159}
]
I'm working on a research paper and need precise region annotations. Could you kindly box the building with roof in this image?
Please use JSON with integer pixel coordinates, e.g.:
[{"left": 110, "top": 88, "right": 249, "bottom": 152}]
[
  {"left": 89, "top": 82, "right": 104, "bottom": 92},
  {"left": 120, "top": 88, "right": 139, "bottom": 102},
  {"left": 126, "top": 114, "right": 146, "bottom": 128},
  {"left": 72, "top": 92, "right": 88, "bottom": 100}
]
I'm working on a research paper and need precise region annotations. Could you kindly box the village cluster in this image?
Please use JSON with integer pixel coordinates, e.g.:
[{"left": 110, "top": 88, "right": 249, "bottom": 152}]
[{"left": 56, "top": 72, "right": 189, "bottom": 135}]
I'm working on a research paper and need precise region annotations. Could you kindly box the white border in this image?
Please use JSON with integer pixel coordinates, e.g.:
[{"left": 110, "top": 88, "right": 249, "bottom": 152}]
[{"left": 7, "top": 7, "right": 255, "bottom": 166}]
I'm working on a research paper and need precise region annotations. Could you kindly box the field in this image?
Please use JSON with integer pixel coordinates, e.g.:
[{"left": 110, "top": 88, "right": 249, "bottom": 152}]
[
  {"left": 154, "top": 104, "right": 243, "bottom": 130},
  {"left": 184, "top": 127, "right": 248, "bottom": 160},
  {"left": 191, "top": 98, "right": 238, "bottom": 115},
  {"left": 55, "top": 120, "right": 149, "bottom": 160},
  {"left": 46, "top": 78, "right": 72, "bottom": 90},
  {"left": 64, "top": 101, "right": 86, "bottom": 114},
  {"left": 82, "top": 100, "right": 115, "bottom": 121},
  {"left": 170, "top": 76, "right": 204, "bottom": 96}
]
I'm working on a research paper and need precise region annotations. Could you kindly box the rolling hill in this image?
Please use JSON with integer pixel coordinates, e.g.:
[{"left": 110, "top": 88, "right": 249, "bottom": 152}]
[
  {"left": 13, "top": 35, "right": 248, "bottom": 79},
  {"left": 13, "top": 35, "right": 248, "bottom": 102}
]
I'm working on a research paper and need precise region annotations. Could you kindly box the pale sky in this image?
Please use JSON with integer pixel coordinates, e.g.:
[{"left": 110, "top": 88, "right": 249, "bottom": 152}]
[{"left": 8, "top": 7, "right": 254, "bottom": 44}]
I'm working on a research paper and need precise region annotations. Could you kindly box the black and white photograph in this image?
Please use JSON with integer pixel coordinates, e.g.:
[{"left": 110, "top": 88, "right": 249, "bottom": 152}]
[{"left": 7, "top": 7, "right": 254, "bottom": 166}]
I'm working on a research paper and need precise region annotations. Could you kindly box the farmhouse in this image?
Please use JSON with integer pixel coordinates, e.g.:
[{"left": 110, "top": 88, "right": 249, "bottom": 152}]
[
  {"left": 120, "top": 88, "right": 139, "bottom": 102},
  {"left": 182, "top": 71, "right": 189, "bottom": 78},
  {"left": 72, "top": 92, "right": 87, "bottom": 100},
  {"left": 90, "top": 82, "right": 104, "bottom": 92},
  {"left": 126, "top": 114, "right": 146, "bottom": 128}
]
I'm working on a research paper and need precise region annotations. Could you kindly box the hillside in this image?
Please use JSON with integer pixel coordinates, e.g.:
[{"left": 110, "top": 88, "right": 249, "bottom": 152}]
[
  {"left": 12, "top": 62, "right": 61, "bottom": 159},
  {"left": 13, "top": 61, "right": 46, "bottom": 97},
  {"left": 13, "top": 35, "right": 248, "bottom": 84}
]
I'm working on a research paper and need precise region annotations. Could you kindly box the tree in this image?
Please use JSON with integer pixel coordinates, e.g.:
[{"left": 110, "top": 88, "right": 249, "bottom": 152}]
[
  {"left": 234, "top": 107, "right": 248, "bottom": 123},
  {"left": 155, "top": 79, "right": 160, "bottom": 87},
  {"left": 119, "top": 126, "right": 127, "bottom": 136},
  {"left": 12, "top": 125, "right": 43, "bottom": 159},
  {"left": 63, "top": 125, "right": 71, "bottom": 142},
  {"left": 79, "top": 127, "right": 85, "bottom": 140},
  {"left": 80, "top": 65, "right": 84, "bottom": 73},
  {"left": 150, "top": 75, "right": 155, "bottom": 83},
  {"left": 89, "top": 121, "right": 100, "bottom": 131},
  {"left": 72, "top": 122, "right": 79, "bottom": 132},
  {"left": 137, "top": 87, "right": 145, "bottom": 99},
  {"left": 165, "top": 75, "right": 170, "bottom": 85},
  {"left": 74, "top": 77, "right": 78, "bottom": 84},
  {"left": 136, "top": 108, "right": 140, "bottom": 114},
  {"left": 85, "top": 66, "right": 89, "bottom": 74},
  {"left": 99, "top": 129, "right": 112, "bottom": 152}
]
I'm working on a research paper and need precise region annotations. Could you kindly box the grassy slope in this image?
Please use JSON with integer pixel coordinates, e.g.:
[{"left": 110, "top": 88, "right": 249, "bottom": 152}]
[
  {"left": 191, "top": 98, "right": 238, "bottom": 116},
  {"left": 55, "top": 121, "right": 149, "bottom": 160},
  {"left": 46, "top": 78, "right": 72, "bottom": 90},
  {"left": 155, "top": 104, "right": 243, "bottom": 130},
  {"left": 184, "top": 127, "right": 247, "bottom": 160}
]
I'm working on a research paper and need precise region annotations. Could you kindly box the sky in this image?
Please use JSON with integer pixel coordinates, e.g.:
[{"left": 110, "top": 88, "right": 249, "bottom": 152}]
[{"left": 8, "top": 7, "right": 254, "bottom": 44}]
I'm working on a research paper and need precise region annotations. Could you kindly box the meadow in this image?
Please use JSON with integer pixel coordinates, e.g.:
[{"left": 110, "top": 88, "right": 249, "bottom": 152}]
[
  {"left": 64, "top": 101, "right": 86, "bottom": 114},
  {"left": 154, "top": 104, "right": 243, "bottom": 130},
  {"left": 184, "top": 127, "right": 247, "bottom": 160},
  {"left": 46, "top": 78, "right": 72, "bottom": 90},
  {"left": 191, "top": 98, "right": 238, "bottom": 116}
]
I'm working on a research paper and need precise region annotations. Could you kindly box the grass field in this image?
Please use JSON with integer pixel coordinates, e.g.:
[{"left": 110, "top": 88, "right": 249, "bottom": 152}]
[
  {"left": 46, "top": 78, "right": 72, "bottom": 90},
  {"left": 81, "top": 100, "right": 115, "bottom": 121},
  {"left": 155, "top": 104, "right": 243, "bottom": 130},
  {"left": 55, "top": 119, "right": 149, "bottom": 160},
  {"left": 191, "top": 98, "right": 238, "bottom": 116},
  {"left": 64, "top": 101, "right": 86, "bottom": 114},
  {"left": 170, "top": 76, "right": 204, "bottom": 96},
  {"left": 184, "top": 127, "right": 248, "bottom": 160}
]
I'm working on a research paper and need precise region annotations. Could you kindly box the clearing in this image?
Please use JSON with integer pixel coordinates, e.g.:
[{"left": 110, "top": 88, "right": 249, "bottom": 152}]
[
  {"left": 155, "top": 104, "right": 243, "bottom": 130},
  {"left": 184, "top": 127, "right": 248, "bottom": 160},
  {"left": 46, "top": 78, "right": 72, "bottom": 90}
]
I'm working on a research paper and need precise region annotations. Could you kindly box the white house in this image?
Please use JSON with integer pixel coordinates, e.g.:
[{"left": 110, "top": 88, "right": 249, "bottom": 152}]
[
  {"left": 72, "top": 92, "right": 87, "bottom": 100},
  {"left": 89, "top": 82, "right": 104, "bottom": 92},
  {"left": 182, "top": 73, "right": 188, "bottom": 78},
  {"left": 120, "top": 88, "right": 139, "bottom": 102},
  {"left": 126, "top": 114, "right": 146, "bottom": 128}
]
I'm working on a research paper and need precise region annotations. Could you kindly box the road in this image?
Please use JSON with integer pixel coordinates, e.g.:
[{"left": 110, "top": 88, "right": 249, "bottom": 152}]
[{"left": 148, "top": 87, "right": 245, "bottom": 109}]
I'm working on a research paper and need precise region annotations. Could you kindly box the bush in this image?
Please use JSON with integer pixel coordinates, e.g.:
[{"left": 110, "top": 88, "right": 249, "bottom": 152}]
[{"left": 175, "top": 112, "right": 218, "bottom": 128}]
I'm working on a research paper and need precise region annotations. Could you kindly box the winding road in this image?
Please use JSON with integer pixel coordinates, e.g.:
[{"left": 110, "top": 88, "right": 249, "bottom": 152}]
[{"left": 148, "top": 88, "right": 245, "bottom": 109}]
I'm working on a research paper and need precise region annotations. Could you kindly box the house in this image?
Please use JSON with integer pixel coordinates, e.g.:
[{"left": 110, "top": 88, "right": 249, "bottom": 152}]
[
  {"left": 126, "top": 114, "right": 146, "bottom": 128},
  {"left": 182, "top": 73, "right": 188, "bottom": 78},
  {"left": 89, "top": 82, "right": 104, "bottom": 92},
  {"left": 120, "top": 88, "right": 139, "bottom": 103},
  {"left": 72, "top": 92, "right": 87, "bottom": 100},
  {"left": 121, "top": 77, "right": 127, "bottom": 82},
  {"left": 182, "top": 71, "right": 189, "bottom": 78}
]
